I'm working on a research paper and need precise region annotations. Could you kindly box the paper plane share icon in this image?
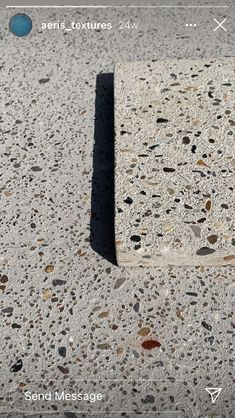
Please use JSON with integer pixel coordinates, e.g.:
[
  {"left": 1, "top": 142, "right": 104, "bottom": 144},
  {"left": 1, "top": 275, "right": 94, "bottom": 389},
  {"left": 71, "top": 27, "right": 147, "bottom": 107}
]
[{"left": 205, "top": 387, "right": 222, "bottom": 404}]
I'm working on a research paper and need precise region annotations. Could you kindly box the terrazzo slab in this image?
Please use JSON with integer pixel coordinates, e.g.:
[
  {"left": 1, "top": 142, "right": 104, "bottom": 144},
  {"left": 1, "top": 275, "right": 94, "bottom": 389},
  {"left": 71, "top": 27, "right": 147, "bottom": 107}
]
[{"left": 115, "top": 59, "right": 235, "bottom": 267}]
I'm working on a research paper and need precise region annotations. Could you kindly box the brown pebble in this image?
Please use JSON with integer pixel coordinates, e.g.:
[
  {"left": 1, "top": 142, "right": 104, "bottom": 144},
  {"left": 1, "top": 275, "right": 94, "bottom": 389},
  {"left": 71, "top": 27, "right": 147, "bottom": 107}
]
[
  {"left": 138, "top": 327, "right": 151, "bottom": 337},
  {"left": 223, "top": 255, "right": 235, "bottom": 261},
  {"left": 207, "top": 235, "right": 218, "bottom": 244},
  {"left": 4, "top": 191, "right": 13, "bottom": 197},
  {"left": 142, "top": 340, "right": 161, "bottom": 350},
  {"left": 98, "top": 311, "right": 109, "bottom": 319},
  {"left": 185, "top": 85, "right": 199, "bottom": 92},
  {"left": 19, "top": 382, "right": 27, "bottom": 390},
  {"left": 196, "top": 159, "right": 209, "bottom": 167},
  {"left": 0, "top": 275, "right": 8, "bottom": 283},
  {"left": 205, "top": 200, "right": 212, "bottom": 211},
  {"left": 231, "top": 158, "right": 235, "bottom": 168},
  {"left": 76, "top": 249, "right": 86, "bottom": 256},
  {"left": 45, "top": 265, "right": 54, "bottom": 273},
  {"left": 117, "top": 347, "right": 124, "bottom": 356},
  {"left": 176, "top": 309, "right": 184, "bottom": 321},
  {"left": 42, "top": 288, "right": 52, "bottom": 300}
]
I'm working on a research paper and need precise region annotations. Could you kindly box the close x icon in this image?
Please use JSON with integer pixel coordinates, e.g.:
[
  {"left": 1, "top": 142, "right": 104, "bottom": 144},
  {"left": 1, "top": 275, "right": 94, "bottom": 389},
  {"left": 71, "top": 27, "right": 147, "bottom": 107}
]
[{"left": 213, "top": 17, "right": 227, "bottom": 31}]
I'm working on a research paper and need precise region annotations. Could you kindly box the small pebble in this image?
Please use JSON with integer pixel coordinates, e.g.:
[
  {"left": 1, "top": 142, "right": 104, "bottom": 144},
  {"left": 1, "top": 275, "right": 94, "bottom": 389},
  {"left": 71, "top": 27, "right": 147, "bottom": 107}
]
[
  {"left": 42, "top": 288, "right": 52, "bottom": 300},
  {"left": 130, "top": 235, "right": 141, "bottom": 242},
  {"left": 196, "top": 247, "right": 216, "bottom": 256},
  {"left": 157, "top": 117, "right": 168, "bottom": 123},
  {"left": 138, "top": 327, "right": 151, "bottom": 337},
  {"left": 163, "top": 167, "right": 175, "bottom": 173},
  {"left": 202, "top": 321, "right": 212, "bottom": 331},
  {"left": 57, "top": 365, "right": 69, "bottom": 374},
  {"left": 142, "top": 340, "right": 161, "bottom": 350},
  {"left": 114, "top": 278, "right": 126, "bottom": 289},
  {"left": 133, "top": 302, "right": 140, "bottom": 313},
  {"left": 124, "top": 197, "right": 133, "bottom": 204},
  {"left": 10, "top": 359, "right": 23, "bottom": 373},
  {"left": 207, "top": 235, "right": 218, "bottom": 244},
  {"left": 45, "top": 265, "right": 54, "bottom": 273},
  {"left": 39, "top": 78, "right": 50, "bottom": 84},
  {"left": 58, "top": 347, "right": 67, "bottom": 358},
  {"left": 97, "top": 343, "right": 111, "bottom": 350}
]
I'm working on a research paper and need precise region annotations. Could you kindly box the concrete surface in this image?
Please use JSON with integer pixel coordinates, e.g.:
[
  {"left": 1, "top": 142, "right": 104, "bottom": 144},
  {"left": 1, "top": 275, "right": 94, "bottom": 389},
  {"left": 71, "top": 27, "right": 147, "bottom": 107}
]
[
  {"left": 115, "top": 59, "right": 235, "bottom": 267},
  {"left": 0, "top": 4, "right": 234, "bottom": 417}
]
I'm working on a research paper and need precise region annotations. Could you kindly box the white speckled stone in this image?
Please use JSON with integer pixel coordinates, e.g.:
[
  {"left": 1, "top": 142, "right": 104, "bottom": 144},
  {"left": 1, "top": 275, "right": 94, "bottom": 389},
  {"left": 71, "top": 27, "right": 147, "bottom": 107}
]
[{"left": 115, "top": 59, "right": 235, "bottom": 267}]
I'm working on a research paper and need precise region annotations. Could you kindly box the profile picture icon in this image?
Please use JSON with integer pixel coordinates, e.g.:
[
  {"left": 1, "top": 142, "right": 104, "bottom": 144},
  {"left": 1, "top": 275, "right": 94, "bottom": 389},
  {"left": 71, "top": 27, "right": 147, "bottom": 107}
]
[{"left": 9, "top": 14, "right": 32, "bottom": 37}]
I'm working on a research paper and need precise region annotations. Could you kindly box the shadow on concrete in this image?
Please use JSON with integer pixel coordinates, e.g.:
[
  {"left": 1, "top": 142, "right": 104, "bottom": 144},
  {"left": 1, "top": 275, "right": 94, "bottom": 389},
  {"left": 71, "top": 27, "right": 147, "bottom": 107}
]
[{"left": 90, "top": 73, "right": 116, "bottom": 265}]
